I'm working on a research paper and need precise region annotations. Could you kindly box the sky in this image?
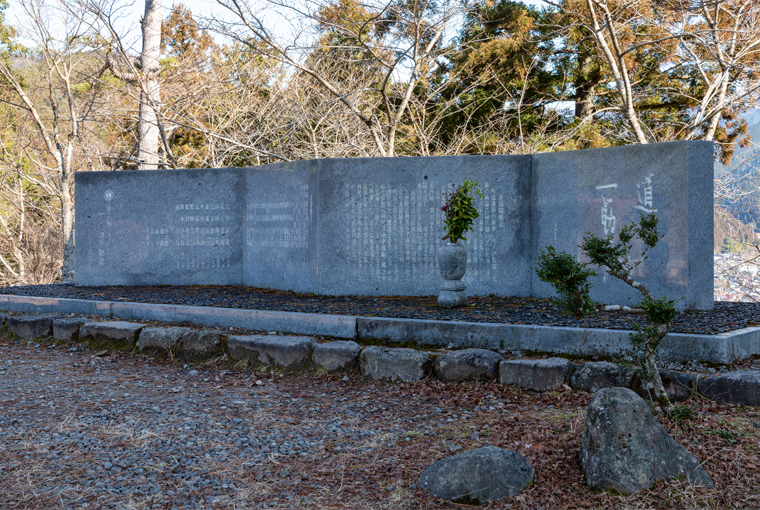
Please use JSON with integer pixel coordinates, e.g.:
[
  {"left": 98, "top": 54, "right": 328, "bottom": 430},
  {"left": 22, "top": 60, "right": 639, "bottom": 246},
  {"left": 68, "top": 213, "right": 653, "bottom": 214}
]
[{"left": 6, "top": 0, "right": 554, "bottom": 50}]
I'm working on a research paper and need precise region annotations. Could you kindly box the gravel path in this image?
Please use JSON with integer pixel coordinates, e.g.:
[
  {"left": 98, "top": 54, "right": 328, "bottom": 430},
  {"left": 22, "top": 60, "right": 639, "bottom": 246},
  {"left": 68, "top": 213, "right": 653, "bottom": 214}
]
[
  {"left": 2, "top": 336, "right": 759, "bottom": 509},
  {"left": 0, "top": 339, "right": 465, "bottom": 509},
  {"left": 2, "top": 284, "right": 759, "bottom": 334}
]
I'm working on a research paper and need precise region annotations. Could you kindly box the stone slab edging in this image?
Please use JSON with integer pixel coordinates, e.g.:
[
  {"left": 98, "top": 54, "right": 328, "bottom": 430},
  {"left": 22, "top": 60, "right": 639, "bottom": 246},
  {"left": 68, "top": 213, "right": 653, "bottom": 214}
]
[
  {"left": 4, "top": 312, "right": 760, "bottom": 407},
  {"left": 0, "top": 294, "right": 759, "bottom": 364},
  {"left": 356, "top": 318, "right": 760, "bottom": 365},
  {"left": 0, "top": 295, "right": 357, "bottom": 339}
]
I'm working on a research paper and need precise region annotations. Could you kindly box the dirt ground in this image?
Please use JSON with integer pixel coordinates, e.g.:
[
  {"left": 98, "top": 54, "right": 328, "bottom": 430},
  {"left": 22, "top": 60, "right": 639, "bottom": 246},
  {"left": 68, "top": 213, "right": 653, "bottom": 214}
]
[{"left": 1, "top": 334, "right": 759, "bottom": 509}]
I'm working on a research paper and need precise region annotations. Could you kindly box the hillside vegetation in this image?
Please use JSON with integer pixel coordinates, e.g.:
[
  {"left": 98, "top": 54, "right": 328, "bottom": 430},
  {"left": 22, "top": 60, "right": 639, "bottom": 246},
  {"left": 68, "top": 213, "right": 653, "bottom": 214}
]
[{"left": 715, "top": 207, "right": 756, "bottom": 253}]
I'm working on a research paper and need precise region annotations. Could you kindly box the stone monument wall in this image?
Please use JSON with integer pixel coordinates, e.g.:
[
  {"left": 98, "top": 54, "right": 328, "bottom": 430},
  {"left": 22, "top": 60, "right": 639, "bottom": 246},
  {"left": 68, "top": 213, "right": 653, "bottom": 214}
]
[
  {"left": 75, "top": 168, "right": 245, "bottom": 286},
  {"left": 531, "top": 142, "right": 714, "bottom": 310},
  {"left": 75, "top": 141, "right": 714, "bottom": 309}
]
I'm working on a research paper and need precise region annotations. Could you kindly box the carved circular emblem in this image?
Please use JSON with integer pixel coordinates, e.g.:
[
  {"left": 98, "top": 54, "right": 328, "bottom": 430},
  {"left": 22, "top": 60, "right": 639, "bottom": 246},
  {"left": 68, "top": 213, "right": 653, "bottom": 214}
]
[{"left": 104, "top": 190, "right": 114, "bottom": 202}]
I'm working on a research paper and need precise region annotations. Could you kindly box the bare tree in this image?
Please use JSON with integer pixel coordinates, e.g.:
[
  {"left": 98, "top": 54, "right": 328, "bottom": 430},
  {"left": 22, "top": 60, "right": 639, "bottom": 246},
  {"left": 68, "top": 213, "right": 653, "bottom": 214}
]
[
  {"left": 0, "top": 0, "right": 106, "bottom": 282},
  {"left": 79, "top": 0, "right": 164, "bottom": 169},
  {"left": 209, "top": 0, "right": 464, "bottom": 158},
  {"left": 0, "top": 139, "right": 62, "bottom": 285},
  {"left": 136, "top": 0, "right": 161, "bottom": 169},
  {"left": 570, "top": 0, "right": 760, "bottom": 156}
]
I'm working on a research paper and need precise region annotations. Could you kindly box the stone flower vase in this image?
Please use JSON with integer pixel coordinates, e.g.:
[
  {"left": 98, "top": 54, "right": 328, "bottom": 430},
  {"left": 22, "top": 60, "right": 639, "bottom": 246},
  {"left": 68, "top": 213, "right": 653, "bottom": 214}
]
[{"left": 438, "top": 241, "right": 467, "bottom": 308}]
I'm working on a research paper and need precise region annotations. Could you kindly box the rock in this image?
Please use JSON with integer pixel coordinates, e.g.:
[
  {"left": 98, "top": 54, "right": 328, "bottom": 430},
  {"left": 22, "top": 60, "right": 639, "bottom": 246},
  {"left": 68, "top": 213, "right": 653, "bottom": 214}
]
[
  {"left": 227, "top": 335, "right": 316, "bottom": 370},
  {"left": 312, "top": 341, "right": 362, "bottom": 373},
  {"left": 79, "top": 321, "right": 147, "bottom": 350},
  {"left": 177, "top": 330, "right": 226, "bottom": 362},
  {"left": 433, "top": 348, "right": 502, "bottom": 381},
  {"left": 570, "top": 361, "right": 634, "bottom": 392},
  {"left": 7, "top": 315, "right": 59, "bottom": 340},
  {"left": 359, "top": 346, "right": 431, "bottom": 383},
  {"left": 136, "top": 327, "right": 191, "bottom": 357},
  {"left": 499, "top": 358, "right": 571, "bottom": 391},
  {"left": 580, "top": 387, "right": 713, "bottom": 494},
  {"left": 52, "top": 318, "right": 87, "bottom": 342},
  {"left": 699, "top": 371, "right": 760, "bottom": 407},
  {"left": 417, "top": 446, "right": 534, "bottom": 503},
  {"left": 635, "top": 369, "right": 695, "bottom": 403}
]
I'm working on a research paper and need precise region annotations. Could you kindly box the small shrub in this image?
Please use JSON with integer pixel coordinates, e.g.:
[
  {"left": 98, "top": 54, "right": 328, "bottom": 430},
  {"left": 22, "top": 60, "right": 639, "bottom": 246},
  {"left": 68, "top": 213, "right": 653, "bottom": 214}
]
[
  {"left": 536, "top": 213, "right": 679, "bottom": 416},
  {"left": 708, "top": 427, "right": 739, "bottom": 444},
  {"left": 535, "top": 246, "right": 597, "bottom": 318},
  {"left": 441, "top": 180, "right": 484, "bottom": 243},
  {"left": 670, "top": 404, "right": 695, "bottom": 422}
]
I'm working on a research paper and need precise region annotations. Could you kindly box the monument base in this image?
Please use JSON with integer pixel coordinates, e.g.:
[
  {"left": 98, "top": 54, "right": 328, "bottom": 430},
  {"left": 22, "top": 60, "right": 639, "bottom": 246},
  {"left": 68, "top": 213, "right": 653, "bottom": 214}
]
[{"left": 439, "top": 280, "right": 467, "bottom": 308}]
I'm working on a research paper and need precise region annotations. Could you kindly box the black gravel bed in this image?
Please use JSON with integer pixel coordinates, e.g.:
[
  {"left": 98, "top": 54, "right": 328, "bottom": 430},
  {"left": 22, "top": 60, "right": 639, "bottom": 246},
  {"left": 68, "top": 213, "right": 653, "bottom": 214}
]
[{"left": 1, "top": 284, "right": 758, "bottom": 335}]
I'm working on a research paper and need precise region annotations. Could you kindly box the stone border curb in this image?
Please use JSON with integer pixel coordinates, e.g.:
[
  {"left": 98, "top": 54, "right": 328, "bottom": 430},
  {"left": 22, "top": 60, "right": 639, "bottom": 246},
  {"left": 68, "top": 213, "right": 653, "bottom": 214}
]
[
  {"left": 357, "top": 317, "right": 760, "bottom": 365},
  {"left": 0, "top": 295, "right": 357, "bottom": 339},
  {"left": 0, "top": 294, "right": 759, "bottom": 364},
  {"left": 2, "top": 311, "right": 759, "bottom": 407}
]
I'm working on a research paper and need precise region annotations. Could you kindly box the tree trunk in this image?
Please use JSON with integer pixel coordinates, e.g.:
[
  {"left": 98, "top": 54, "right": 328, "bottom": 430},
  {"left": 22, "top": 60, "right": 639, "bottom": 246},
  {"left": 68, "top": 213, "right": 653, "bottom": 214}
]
[
  {"left": 138, "top": 0, "right": 162, "bottom": 170},
  {"left": 643, "top": 345, "right": 674, "bottom": 416},
  {"left": 15, "top": 178, "right": 26, "bottom": 282},
  {"left": 575, "top": 83, "right": 595, "bottom": 120},
  {"left": 585, "top": 0, "right": 648, "bottom": 145},
  {"left": 60, "top": 187, "right": 75, "bottom": 283},
  {"left": 574, "top": 54, "right": 599, "bottom": 119}
]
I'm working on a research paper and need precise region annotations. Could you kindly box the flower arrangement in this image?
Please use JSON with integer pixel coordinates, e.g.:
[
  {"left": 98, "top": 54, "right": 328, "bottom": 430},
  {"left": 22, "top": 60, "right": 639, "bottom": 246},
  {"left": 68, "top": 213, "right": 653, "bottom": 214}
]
[{"left": 441, "top": 180, "right": 484, "bottom": 243}]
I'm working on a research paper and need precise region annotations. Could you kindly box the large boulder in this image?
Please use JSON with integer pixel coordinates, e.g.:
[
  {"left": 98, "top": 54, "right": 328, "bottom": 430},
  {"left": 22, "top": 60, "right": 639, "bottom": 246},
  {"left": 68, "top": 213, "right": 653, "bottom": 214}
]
[
  {"left": 699, "top": 371, "right": 760, "bottom": 407},
  {"left": 417, "top": 446, "right": 534, "bottom": 504},
  {"left": 177, "top": 330, "right": 226, "bottom": 362},
  {"left": 312, "top": 341, "right": 362, "bottom": 373},
  {"left": 635, "top": 369, "right": 695, "bottom": 403},
  {"left": 434, "top": 348, "right": 503, "bottom": 382},
  {"left": 7, "top": 315, "right": 58, "bottom": 340},
  {"left": 79, "top": 321, "right": 147, "bottom": 350},
  {"left": 580, "top": 387, "right": 713, "bottom": 494},
  {"left": 228, "top": 335, "right": 316, "bottom": 370},
  {"left": 570, "top": 361, "right": 634, "bottom": 393},
  {"left": 360, "top": 346, "right": 431, "bottom": 382},
  {"left": 499, "top": 358, "right": 571, "bottom": 391}
]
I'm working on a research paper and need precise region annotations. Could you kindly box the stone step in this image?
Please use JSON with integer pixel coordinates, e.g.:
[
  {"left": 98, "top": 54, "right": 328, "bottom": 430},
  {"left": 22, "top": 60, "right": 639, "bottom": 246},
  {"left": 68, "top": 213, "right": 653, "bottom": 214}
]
[
  {"left": 434, "top": 348, "right": 503, "bottom": 382},
  {"left": 359, "top": 346, "right": 432, "bottom": 383},
  {"left": 312, "top": 341, "right": 362, "bottom": 374},
  {"left": 227, "top": 335, "right": 316, "bottom": 370},
  {"left": 177, "top": 330, "right": 226, "bottom": 362},
  {"left": 499, "top": 358, "right": 572, "bottom": 391},
  {"left": 53, "top": 318, "right": 88, "bottom": 342},
  {"left": 699, "top": 371, "right": 760, "bottom": 406},
  {"left": 7, "top": 315, "right": 59, "bottom": 340},
  {"left": 570, "top": 361, "right": 634, "bottom": 393},
  {"left": 137, "top": 326, "right": 192, "bottom": 357},
  {"left": 79, "top": 321, "right": 147, "bottom": 349}
]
